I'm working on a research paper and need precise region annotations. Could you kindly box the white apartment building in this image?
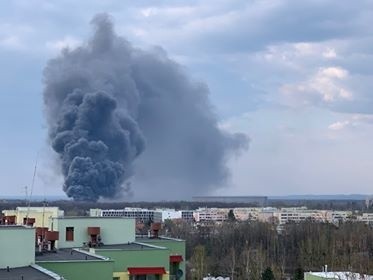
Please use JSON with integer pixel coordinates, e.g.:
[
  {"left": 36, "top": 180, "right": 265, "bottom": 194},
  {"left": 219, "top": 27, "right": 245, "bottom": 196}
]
[
  {"left": 181, "top": 210, "right": 194, "bottom": 222},
  {"left": 276, "top": 208, "right": 327, "bottom": 225},
  {"left": 325, "top": 211, "right": 352, "bottom": 223},
  {"left": 257, "top": 208, "right": 278, "bottom": 223},
  {"left": 193, "top": 208, "right": 229, "bottom": 222},
  {"left": 233, "top": 208, "right": 261, "bottom": 221},
  {"left": 89, "top": 208, "right": 162, "bottom": 223},
  {"left": 358, "top": 213, "right": 373, "bottom": 224},
  {"left": 155, "top": 209, "right": 182, "bottom": 221}
]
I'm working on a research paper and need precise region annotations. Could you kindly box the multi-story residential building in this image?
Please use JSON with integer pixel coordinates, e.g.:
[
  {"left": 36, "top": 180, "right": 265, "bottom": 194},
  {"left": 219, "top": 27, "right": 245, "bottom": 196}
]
[
  {"left": 181, "top": 210, "right": 194, "bottom": 222},
  {"left": 0, "top": 225, "right": 64, "bottom": 279},
  {"left": 193, "top": 208, "right": 229, "bottom": 222},
  {"left": 1, "top": 214, "right": 186, "bottom": 280},
  {"left": 156, "top": 209, "right": 182, "bottom": 222},
  {"left": 2, "top": 207, "right": 64, "bottom": 228},
  {"left": 90, "top": 208, "right": 162, "bottom": 223},
  {"left": 358, "top": 213, "right": 373, "bottom": 224},
  {"left": 233, "top": 207, "right": 261, "bottom": 221},
  {"left": 257, "top": 208, "right": 278, "bottom": 223},
  {"left": 276, "top": 208, "right": 326, "bottom": 225},
  {"left": 325, "top": 211, "right": 353, "bottom": 223}
]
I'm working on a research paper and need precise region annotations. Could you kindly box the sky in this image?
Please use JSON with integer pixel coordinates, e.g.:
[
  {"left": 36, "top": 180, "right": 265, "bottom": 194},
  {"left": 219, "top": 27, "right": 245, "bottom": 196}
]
[{"left": 1, "top": 0, "right": 373, "bottom": 199}]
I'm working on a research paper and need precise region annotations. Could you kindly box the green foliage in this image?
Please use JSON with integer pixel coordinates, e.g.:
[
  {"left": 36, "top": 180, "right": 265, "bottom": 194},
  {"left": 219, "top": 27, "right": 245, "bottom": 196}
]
[
  {"left": 228, "top": 209, "right": 236, "bottom": 221},
  {"left": 262, "top": 267, "right": 275, "bottom": 280},
  {"left": 293, "top": 267, "right": 304, "bottom": 280},
  {"left": 163, "top": 220, "right": 373, "bottom": 278},
  {"left": 190, "top": 245, "right": 207, "bottom": 280}
]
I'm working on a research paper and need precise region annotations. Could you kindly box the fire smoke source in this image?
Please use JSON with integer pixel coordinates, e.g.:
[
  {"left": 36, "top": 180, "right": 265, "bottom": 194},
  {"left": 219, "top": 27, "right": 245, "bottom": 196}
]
[{"left": 43, "top": 14, "right": 248, "bottom": 201}]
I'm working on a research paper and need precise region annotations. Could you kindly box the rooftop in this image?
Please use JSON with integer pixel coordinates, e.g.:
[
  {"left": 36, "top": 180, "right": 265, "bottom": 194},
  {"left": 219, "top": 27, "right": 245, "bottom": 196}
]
[
  {"left": 35, "top": 248, "right": 105, "bottom": 262},
  {"left": 0, "top": 225, "right": 32, "bottom": 230},
  {"left": 0, "top": 265, "right": 59, "bottom": 280},
  {"left": 309, "top": 272, "right": 373, "bottom": 280},
  {"left": 97, "top": 242, "right": 164, "bottom": 250},
  {"left": 136, "top": 235, "right": 185, "bottom": 242},
  {"left": 52, "top": 216, "right": 132, "bottom": 219}
]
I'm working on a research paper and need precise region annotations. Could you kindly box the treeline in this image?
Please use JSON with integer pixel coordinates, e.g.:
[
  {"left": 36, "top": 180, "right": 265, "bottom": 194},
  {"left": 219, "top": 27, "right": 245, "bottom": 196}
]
[
  {"left": 163, "top": 220, "right": 373, "bottom": 279},
  {"left": 0, "top": 198, "right": 369, "bottom": 215}
]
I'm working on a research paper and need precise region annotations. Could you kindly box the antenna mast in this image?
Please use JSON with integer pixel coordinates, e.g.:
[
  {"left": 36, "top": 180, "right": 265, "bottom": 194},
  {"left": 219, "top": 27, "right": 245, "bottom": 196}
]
[{"left": 25, "top": 156, "right": 38, "bottom": 225}]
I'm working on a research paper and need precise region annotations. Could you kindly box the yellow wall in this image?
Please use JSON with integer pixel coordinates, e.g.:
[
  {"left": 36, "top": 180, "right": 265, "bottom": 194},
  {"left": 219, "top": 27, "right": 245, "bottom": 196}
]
[
  {"left": 2, "top": 207, "right": 62, "bottom": 228},
  {"left": 113, "top": 271, "right": 128, "bottom": 280},
  {"left": 113, "top": 271, "right": 169, "bottom": 280}
]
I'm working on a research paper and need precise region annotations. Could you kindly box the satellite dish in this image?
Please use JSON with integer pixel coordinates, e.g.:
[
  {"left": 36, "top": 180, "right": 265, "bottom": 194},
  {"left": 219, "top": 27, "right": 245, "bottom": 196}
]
[{"left": 176, "top": 269, "right": 183, "bottom": 278}]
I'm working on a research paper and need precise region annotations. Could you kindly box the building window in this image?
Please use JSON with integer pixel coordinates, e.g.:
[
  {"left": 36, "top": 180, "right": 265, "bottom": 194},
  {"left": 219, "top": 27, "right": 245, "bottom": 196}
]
[{"left": 66, "top": 227, "right": 74, "bottom": 241}]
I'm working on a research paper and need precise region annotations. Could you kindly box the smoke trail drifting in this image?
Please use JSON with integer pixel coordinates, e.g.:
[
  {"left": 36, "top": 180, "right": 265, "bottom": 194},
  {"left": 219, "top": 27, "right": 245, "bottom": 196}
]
[{"left": 43, "top": 14, "right": 247, "bottom": 201}]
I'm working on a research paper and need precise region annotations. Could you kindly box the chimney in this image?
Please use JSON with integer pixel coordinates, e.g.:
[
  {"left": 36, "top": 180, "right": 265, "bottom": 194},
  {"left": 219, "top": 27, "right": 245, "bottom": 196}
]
[{"left": 150, "top": 223, "right": 161, "bottom": 238}]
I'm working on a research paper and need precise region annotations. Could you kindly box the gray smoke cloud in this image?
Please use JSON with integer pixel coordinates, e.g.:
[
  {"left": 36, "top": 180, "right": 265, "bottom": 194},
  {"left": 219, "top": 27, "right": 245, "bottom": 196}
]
[{"left": 43, "top": 14, "right": 248, "bottom": 201}]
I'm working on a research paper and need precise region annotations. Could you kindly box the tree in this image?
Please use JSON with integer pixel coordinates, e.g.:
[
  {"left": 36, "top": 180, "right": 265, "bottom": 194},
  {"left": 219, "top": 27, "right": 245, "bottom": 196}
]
[
  {"left": 293, "top": 267, "right": 304, "bottom": 280},
  {"left": 190, "top": 245, "right": 207, "bottom": 280},
  {"left": 228, "top": 209, "right": 236, "bottom": 222},
  {"left": 262, "top": 267, "right": 275, "bottom": 280}
]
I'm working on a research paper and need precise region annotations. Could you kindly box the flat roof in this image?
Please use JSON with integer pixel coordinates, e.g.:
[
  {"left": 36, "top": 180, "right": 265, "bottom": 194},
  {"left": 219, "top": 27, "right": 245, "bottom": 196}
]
[
  {"left": 309, "top": 272, "right": 373, "bottom": 280},
  {"left": 97, "top": 242, "right": 163, "bottom": 250},
  {"left": 52, "top": 216, "right": 132, "bottom": 219},
  {"left": 0, "top": 225, "right": 33, "bottom": 230},
  {"left": 0, "top": 266, "right": 57, "bottom": 280},
  {"left": 35, "top": 248, "right": 104, "bottom": 262},
  {"left": 136, "top": 235, "right": 185, "bottom": 242}
]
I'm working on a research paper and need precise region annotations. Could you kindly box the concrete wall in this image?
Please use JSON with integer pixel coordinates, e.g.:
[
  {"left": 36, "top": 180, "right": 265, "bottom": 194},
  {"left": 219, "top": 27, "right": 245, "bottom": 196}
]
[
  {"left": 142, "top": 238, "right": 186, "bottom": 280},
  {"left": 0, "top": 227, "right": 35, "bottom": 268},
  {"left": 38, "top": 260, "right": 113, "bottom": 280},
  {"left": 52, "top": 217, "right": 135, "bottom": 249},
  {"left": 95, "top": 248, "right": 171, "bottom": 280}
]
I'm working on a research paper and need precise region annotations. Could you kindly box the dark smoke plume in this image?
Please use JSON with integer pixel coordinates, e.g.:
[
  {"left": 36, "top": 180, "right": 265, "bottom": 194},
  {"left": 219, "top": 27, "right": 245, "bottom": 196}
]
[{"left": 43, "top": 14, "right": 247, "bottom": 201}]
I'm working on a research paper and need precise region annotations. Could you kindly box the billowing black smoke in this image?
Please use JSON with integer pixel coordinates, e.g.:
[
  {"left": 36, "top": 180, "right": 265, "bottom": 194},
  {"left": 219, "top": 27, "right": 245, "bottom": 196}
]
[{"left": 43, "top": 14, "right": 248, "bottom": 201}]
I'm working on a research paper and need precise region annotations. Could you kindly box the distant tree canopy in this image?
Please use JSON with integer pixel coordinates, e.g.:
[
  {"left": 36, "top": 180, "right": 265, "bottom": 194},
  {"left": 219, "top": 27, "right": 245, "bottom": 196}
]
[
  {"left": 262, "top": 267, "right": 275, "bottom": 280},
  {"left": 293, "top": 267, "right": 304, "bottom": 280},
  {"left": 227, "top": 209, "right": 236, "bottom": 221},
  {"left": 163, "top": 220, "right": 373, "bottom": 279}
]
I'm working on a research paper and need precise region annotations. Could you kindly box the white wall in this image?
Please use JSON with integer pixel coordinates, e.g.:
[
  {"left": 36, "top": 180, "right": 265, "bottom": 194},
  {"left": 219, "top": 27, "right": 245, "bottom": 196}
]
[
  {"left": 52, "top": 217, "right": 135, "bottom": 249},
  {"left": 0, "top": 227, "right": 35, "bottom": 268}
]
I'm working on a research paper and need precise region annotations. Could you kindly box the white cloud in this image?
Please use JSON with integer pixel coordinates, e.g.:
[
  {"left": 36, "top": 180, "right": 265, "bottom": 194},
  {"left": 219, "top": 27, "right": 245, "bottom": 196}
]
[
  {"left": 323, "top": 47, "right": 337, "bottom": 58},
  {"left": 328, "top": 121, "right": 351, "bottom": 130},
  {"left": 0, "top": 23, "right": 34, "bottom": 51},
  {"left": 328, "top": 114, "right": 373, "bottom": 131},
  {"left": 0, "top": 35, "right": 23, "bottom": 49},
  {"left": 281, "top": 66, "right": 352, "bottom": 105},
  {"left": 46, "top": 36, "right": 82, "bottom": 52}
]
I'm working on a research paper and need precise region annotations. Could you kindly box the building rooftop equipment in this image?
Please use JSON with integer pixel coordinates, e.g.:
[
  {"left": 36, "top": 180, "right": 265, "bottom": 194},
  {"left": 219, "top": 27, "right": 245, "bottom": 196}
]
[
  {"left": 97, "top": 242, "right": 165, "bottom": 250},
  {"left": 35, "top": 248, "right": 104, "bottom": 262},
  {"left": 0, "top": 265, "right": 60, "bottom": 280},
  {"left": 55, "top": 216, "right": 131, "bottom": 219}
]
